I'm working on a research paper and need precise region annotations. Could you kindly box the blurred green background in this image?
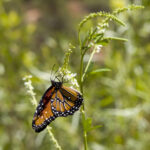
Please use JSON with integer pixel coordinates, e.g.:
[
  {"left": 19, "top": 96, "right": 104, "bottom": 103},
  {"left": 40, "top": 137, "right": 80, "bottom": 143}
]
[{"left": 0, "top": 0, "right": 150, "bottom": 150}]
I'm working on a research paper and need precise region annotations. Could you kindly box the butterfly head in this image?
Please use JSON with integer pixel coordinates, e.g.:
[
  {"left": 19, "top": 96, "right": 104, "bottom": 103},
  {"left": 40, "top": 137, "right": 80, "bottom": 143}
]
[{"left": 51, "top": 80, "right": 62, "bottom": 89}]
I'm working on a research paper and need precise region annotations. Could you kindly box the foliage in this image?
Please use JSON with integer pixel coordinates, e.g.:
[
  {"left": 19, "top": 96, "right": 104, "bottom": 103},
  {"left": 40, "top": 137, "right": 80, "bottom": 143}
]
[
  {"left": 77, "top": 5, "right": 143, "bottom": 150},
  {"left": 0, "top": 0, "right": 150, "bottom": 150}
]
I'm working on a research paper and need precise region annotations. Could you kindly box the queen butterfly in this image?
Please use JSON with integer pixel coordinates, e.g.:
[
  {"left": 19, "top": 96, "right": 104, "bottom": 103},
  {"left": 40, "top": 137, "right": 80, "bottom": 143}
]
[{"left": 32, "top": 80, "right": 83, "bottom": 132}]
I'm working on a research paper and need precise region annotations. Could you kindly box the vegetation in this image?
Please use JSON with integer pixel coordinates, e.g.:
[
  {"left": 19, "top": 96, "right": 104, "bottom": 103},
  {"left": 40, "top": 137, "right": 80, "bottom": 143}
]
[{"left": 0, "top": 0, "right": 150, "bottom": 150}]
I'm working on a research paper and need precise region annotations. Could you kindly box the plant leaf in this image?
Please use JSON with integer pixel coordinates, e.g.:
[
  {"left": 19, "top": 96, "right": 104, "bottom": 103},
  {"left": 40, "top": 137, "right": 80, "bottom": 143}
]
[
  {"left": 90, "top": 68, "right": 111, "bottom": 75},
  {"left": 89, "top": 125, "right": 102, "bottom": 131},
  {"left": 83, "top": 117, "right": 102, "bottom": 132},
  {"left": 104, "top": 37, "right": 128, "bottom": 42}
]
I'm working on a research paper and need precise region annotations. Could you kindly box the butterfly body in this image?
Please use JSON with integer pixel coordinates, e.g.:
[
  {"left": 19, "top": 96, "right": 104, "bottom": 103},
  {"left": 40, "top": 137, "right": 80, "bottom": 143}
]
[
  {"left": 51, "top": 80, "right": 62, "bottom": 89},
  {"left": 32, "top": 80, "right": 83, "bottom": 132}
]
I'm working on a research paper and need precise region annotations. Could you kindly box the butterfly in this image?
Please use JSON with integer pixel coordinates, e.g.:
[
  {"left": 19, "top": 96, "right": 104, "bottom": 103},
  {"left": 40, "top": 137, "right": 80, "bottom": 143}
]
[{"left": 32, "top": 80, "right": 83, "bottom": 132}]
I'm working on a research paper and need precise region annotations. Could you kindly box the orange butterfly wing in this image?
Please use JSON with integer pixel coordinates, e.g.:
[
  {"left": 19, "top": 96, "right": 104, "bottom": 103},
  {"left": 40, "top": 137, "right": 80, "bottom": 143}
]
[
  {"left": 51, "top": 86, "right": 83, "bottom": 117},
  {"left": 32, "top": 84, "right": 83, "bottom": 132},
  {"left": 32, "top": 87, "right": 56, "bottom": 132}
]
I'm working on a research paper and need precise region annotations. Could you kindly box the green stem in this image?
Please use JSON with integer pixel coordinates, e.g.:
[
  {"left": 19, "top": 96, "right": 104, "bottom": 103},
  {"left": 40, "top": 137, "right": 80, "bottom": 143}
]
[
  {"left": 82, "top": 46, "right": 96, "bottom": 82},
  {"left": 79, "top": 30, "right": 96, "bottom": 150},
  {"left": 79, "top": 45, "right": 97, "bottom": 150},
  {"left": 81, "top": 108, "right": 88, "bottom": 150},
  {"left": 78, "top": 30, "right": 82, "bottom": 51},
  {"left": 79, "top": 30, "right": 88, "bottom": 150},
  {"left": 80, "top": 54, "right": 84, "bottom": 93}
]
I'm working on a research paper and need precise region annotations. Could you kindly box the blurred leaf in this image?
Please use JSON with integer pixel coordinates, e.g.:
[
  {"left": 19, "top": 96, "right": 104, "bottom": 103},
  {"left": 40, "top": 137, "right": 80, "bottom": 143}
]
[
  {"left": 90, "top": 68, "right": 111, "bottom": 75},
  {"left": 96, "top": 37, "right": 127, "bottom": 45},
  {"left": 103, "top": 37, "right": 128, "bottom": 42},
  {"left": 96, "top": 38, "right": 109, "bottom": 46},
  {"left": 83, "top": 117, "right": 102, "bottom": 132}
]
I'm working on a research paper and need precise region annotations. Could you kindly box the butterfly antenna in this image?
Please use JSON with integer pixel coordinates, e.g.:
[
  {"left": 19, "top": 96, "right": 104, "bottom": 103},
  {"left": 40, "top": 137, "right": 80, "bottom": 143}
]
[
  {"left": 61, "top": 76, "right": 64, "bottom": 83},
  {"left": 50, "top": 64, "right": 56, "bottom": 81},
  {"left": 62, "top": 74, "right": 66, "bottom": 83},
  {"left": 56, "top": 76, "right": 61, "bottom": 82},
  {"left": 53, "top": 67, "right": 60, "bottom": 81}
]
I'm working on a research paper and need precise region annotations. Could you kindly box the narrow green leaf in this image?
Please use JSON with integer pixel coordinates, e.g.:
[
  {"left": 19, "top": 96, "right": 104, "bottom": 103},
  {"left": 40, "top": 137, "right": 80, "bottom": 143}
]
[
  {"left": 89, "top": 125, "right": 102, "bottom": 131},
  {"left": 83, "top": 117, "right": 102, "bottom": 132},
  {"left": 96, "top": 37, "right": 127, "bottom": 45},
  {"left": 104, "top": 37, "right": 128, "bottom": 42},
  {"left": 90, "top": 68, "right": 111, "bottom": 74},
  {"left": 96, "top": 39, "right": 109, "bottom": 46},
  {"left": 83, "top": 118, "right": 92, "bottom": 132}
]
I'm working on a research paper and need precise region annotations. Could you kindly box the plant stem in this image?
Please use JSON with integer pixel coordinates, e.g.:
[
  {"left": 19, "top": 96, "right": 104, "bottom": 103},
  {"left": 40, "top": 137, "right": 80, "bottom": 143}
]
[
  {"left": 80, "top": 56, "right": 88, "bottom": 150},
  {"left": 78, "top": 30, "right": 82, "bottom": 50},
  {"left": 79, "top": 44, "right": 97, "bottom": 150},
  {"left": 80, "top": 54, "right": 84, "bottom": 93},
  {"left": 82, "top": 46, "right": 96, "bottom": 82},
  {"left": 81, "top": 108, "right": 88, "bottom": 150},
  {"left": 79, "top": 32, "right": 88, "bottom": 150}
]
